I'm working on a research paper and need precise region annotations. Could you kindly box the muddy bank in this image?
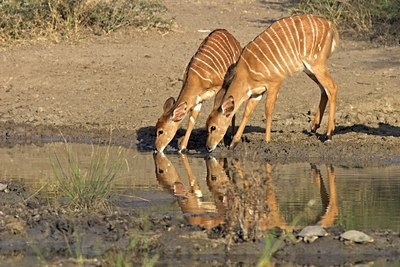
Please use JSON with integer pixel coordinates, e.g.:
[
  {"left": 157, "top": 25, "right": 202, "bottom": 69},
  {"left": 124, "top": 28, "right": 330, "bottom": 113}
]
[
  {"left": 1, "top": 120, "right": 399, "bottom": 167},
  {"left": 0, "top": 180, "right": 399, "bottom": 266}
]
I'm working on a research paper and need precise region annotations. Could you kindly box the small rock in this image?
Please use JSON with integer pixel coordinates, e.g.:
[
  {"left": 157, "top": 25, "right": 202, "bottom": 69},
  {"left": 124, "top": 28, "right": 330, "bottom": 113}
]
[{"left": 0, "top": 183, "right": 7, "bottom": 191}]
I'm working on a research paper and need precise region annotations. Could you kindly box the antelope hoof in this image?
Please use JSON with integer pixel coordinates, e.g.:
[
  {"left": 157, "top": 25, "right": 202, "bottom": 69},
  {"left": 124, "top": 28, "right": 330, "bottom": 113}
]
[
  {"left": 324, "top": 135, "right": 333, "bottom": 143},
  {"left": 311, "top": 124, "right": 320, "bottom": 133},
  {"left": 178, "top": 147, "right": 187, "bottom": 154},
  {"left": 229, "top": 140, "right": 239, "bottom": 150}
]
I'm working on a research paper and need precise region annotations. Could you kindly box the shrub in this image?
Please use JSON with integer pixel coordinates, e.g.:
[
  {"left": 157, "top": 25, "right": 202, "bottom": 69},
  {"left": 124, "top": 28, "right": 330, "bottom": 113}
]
[
  {"left": 291, "top": 0, "right": 400, "bottom": 44},
  {"left": 0, "top": 0, "right": 173, "bottom": 43}
]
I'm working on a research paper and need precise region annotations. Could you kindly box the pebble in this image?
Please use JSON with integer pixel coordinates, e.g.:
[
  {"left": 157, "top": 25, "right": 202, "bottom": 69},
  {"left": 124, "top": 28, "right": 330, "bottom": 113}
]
[{"left": 0, "top": 183, "right": 8, "bottom": 191}]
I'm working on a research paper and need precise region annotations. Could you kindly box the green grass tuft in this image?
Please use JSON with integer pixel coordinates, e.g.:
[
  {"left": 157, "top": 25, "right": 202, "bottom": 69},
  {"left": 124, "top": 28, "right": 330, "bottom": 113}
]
[{"left": 52, "top": 141, "right": 128, "bottom": 212}]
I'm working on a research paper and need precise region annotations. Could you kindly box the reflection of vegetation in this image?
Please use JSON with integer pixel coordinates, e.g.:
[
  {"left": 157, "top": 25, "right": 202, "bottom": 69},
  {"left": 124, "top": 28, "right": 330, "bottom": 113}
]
[
  {"left": 0, "top": 0, "right": 173, "bottom": 43},
  {"left": 257, "top": 230, "right": 295, "bottom": 267},
  {"left": 291, "top": 0, "right": 400, "bottom": 43},
  {"left": 105, "top": 237, "right": 159, "bottom": 267},
  {"left": 52, "top": 142, "right": 127, "bottom": 211}
]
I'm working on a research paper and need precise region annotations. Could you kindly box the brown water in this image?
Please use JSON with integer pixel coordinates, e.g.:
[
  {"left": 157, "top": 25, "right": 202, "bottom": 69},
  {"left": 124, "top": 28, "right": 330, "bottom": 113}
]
[{"left": 1, "top": 142, "right": 399, "bottom": 232}]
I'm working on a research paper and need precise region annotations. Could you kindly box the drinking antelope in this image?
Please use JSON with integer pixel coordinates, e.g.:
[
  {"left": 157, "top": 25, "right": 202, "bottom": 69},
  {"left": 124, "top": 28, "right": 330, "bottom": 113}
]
[
  {"left": 206, "top": 15, "right": 339, "bottom": 152},
  {"left": 154, "top": 29, "right": 241, "bottom": 153}
]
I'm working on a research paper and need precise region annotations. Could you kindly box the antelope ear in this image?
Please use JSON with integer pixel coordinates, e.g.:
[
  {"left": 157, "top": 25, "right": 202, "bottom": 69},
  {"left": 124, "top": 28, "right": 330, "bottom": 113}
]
[
  {"left": 221, "top": 96, "right": 234, "bottom": 117},
  {"left": 163, "top": 97, "right": 175, "bottom": 114},
  {"left": 213, "top": 89, "right": 226, "bottom": 110},
  {"left": 172, "top": 102, "right": 187, "bottom": 122}
]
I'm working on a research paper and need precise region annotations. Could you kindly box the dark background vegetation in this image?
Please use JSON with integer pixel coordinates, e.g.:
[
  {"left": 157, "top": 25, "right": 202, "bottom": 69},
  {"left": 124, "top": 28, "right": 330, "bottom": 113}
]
[
  {"left": 0, "top": 0, "right": 399, "bottom": 44},
  {"left": 291, "top": 0, "right": 400, "bottom": 45}
]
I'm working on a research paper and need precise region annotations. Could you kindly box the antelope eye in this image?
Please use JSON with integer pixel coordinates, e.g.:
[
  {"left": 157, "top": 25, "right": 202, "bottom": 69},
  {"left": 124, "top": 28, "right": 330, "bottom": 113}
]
[
  {"left": 211, "top": 175, "right": 217, "bottom": 181},
  {"left": 158, "top": 168, "right": 164, "bottom": 174},
  {"left": 210, "top": 126, "right": 216, "bottom": 132},
  {"left": 158, "top": 130, "right": 164, "bottom": 135}
]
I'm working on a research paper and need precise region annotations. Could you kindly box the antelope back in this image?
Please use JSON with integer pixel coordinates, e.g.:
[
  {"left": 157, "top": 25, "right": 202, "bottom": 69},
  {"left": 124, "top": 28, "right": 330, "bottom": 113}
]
[
  {"left": 240, "top": 14, "right": 339, "bottom": 80},
  {"left": 180, "top": 29, "right": 242, "bottom": 94}
]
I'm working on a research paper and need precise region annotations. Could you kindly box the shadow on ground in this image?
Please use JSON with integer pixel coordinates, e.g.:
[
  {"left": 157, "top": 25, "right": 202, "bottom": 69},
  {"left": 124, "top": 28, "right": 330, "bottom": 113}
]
[
  {"left": 136, "top": 126, "right": 210, "bottom": 153},
  {"left": 135, "top": 125, "right": 268, "bottom": 154},
  {"left": 335, "top": 123, "right": 400, "bottom": 137}
]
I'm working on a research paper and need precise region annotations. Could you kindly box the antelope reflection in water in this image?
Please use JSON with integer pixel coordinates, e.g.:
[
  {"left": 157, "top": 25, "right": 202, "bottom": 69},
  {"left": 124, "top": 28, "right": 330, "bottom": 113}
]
[
  {"left": 206, "top": 159, "right": 339, "bottom": 240},
  {"left": 206, "top": 157, "right": 287, "bottom": 240},
  {"left": 310, "top": 164, "right": 338, "bottom": 228},
  {"left": 153, "top": 152, "right": 224, "bottom": 230},
  {"left": 154, "top": 153, "right": 339, "bottom": 235}
]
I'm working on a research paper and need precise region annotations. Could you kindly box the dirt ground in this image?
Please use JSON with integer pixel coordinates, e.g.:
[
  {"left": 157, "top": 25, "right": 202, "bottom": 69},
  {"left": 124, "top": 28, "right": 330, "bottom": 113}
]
[{"left": 0, "top": 0, "right": 399, "bottom": 265}]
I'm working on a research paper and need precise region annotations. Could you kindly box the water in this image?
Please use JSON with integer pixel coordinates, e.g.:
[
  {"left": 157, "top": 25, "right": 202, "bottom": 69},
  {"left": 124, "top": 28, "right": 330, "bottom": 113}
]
[{"left": 1, "top": 142, "right": 399, "bottom": 232}]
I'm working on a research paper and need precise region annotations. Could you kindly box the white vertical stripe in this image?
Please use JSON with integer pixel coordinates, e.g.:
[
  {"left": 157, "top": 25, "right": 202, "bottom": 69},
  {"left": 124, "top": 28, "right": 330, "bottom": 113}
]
[
  {"left": 208, "top": 40, "right": 230, "bottom": 71},
  {"left": 251, "top": 42, "right": 279, "bottom": 75},
  {"left": 202, "top": 45, "right": 226, "bottom": 75},
  {"left": 272, "top": 21, "right": 296, "bottom": 70},
  {"left": 310, "top": 16, "right": 319, "bottom": 56},
  {"left": 244, "top": 46, "right": 271, "bottom": 76},
  {"left": 316, "top": 17, "right": 326, "bottom": 50},
  {"left": 278, "top": 19, "right": 300, "bottom": 66},
  {"left": 214, "top": 32, "right": 235, "bottom": 63},
  {"left": 190, "top": 67, "right": 213, "bottom": 83},
  {"left": 203, "top": 43, "right": 228, "bottom": 76},
  {"left": 193, "top": 57, "right": 222, "bottom": 80},
  {"left": 241, "top": 56, "right": 266, "bottom": 78},
  {"left": 200, "top": 49, "right": 224, "bottom": 74},
  {"left": 258, "top": 34, "right": 286, "bottom": 74},
  {"left": 265, "top": 30, "right": 291, "bottom": 73},
  {"left": 290, "top": 16, "right": 301, "bottom": 56},
  {"left": 210, "top": 34, "right": 232, "bottom": 63},
  {"left": 307, "top": 15, "right": 316, "bottom": 59},
  {"left": 191, "top": 62, "right": 212, "bottom": 76},
  {"left": 297, "top": 16, "right": 307, "bottom": 57}
]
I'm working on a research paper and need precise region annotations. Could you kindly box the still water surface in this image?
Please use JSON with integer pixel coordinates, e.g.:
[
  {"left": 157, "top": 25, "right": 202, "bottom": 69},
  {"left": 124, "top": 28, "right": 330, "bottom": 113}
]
[{"left": 1, "top": 142, "right": 399, "bottom": 231}]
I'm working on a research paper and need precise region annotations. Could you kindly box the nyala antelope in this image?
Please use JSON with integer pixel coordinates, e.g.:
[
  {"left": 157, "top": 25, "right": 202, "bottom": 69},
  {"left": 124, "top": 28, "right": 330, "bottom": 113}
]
[
  {"left": 155, "top": 29, "right": 241, "bottom": 153},
  {"left": 206, "top": 15, "right": 339, "bottom": 152}
]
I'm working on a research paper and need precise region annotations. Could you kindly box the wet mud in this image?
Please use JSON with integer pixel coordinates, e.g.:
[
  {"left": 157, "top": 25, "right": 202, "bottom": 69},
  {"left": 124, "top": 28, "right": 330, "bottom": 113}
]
[{"left": 1, "top": 154, "right": 400, "bottom": 266}]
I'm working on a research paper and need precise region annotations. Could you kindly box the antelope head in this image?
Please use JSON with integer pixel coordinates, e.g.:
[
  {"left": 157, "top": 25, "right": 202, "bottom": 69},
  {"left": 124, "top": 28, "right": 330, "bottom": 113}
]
[
  {"left": 154, "top": 97, "right": 188, "bottom": 152},
  {"left": 206, "top": 95, "right": 235, "bottom": 152}
]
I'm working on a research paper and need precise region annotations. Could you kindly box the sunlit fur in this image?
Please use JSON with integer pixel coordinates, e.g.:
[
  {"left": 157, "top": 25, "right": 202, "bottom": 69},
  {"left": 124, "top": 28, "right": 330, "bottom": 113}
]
[
  {"left": 206, "top": 108, "right": 231, "bottom": 152},
  {"left": 206, "top": 15, "right": 339, "bottom": 151},
  {"left": 155, "top": 114, "right": 180, "bottom": 153},
  {"left": 154, "top": 29, "right": 241, "bottom": 152}
]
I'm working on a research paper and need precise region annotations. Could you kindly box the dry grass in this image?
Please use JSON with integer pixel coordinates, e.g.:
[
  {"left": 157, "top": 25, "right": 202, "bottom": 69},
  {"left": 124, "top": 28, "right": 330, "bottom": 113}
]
[
  {"left": 291, "top": 0, "right": 400, "bottom": 44},
  {"left": 0, "top": 0, "right": 173, "bottom": 44}
]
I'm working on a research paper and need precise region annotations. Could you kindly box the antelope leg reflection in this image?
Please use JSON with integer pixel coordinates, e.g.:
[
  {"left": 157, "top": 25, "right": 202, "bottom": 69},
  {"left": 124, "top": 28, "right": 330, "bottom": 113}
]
[
  {"left": 153, "top": 152, "right": 223, "bottom": 229},
  {"left": 310, "top": 164, "right": 339, "bottom": 228}
]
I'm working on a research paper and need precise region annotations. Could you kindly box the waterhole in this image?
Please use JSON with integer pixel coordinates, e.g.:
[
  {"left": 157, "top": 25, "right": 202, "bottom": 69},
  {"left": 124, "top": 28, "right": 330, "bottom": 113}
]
[{"left": 1, "top": 142, "right": 399, "bottom": 232}]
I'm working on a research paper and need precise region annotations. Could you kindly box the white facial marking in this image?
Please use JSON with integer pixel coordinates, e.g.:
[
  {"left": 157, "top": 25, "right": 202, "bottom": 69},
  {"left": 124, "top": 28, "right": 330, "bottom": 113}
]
[
  {"left": 303, "top": 61, "right": 313, "bottom": 74},
  {"left": 196, "top": 96, "right": 202, "bottom": 105},
  {"left": 254, "top": 94, "right": 262, "bottom": 100},
  {"left": 193, "top": 103, "right": 202, "bottom": 111},
  {"left": 247, "top": 89, "right": 252, "bottom": 97}
]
